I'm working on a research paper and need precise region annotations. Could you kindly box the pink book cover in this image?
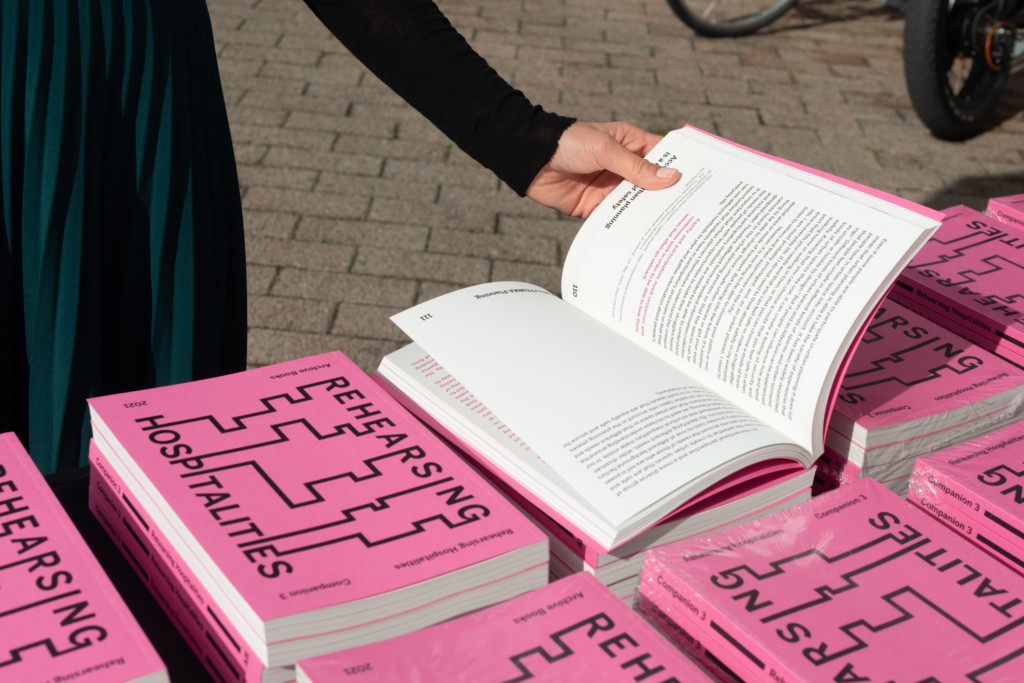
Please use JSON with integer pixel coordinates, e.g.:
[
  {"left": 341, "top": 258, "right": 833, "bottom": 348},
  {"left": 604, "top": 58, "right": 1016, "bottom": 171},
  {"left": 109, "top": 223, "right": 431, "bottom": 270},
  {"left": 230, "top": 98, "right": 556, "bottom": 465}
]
[
  {"left": 638, "top": 477, "right": 1024, "bottom": 682},
  {"left": 295, "top": 572, "right": 715, "bottom": 682},
  {"left": 634, "top": 592, "right": 744, "bottom": 682},
  {"left": 909, "top": 419, "right": 1024, "bottom": 574},
  {"left": 825, "top": 298, "right": 1024, "bottom": 466},
  {"left": 85, "top": 352, "right": 548, "bottom": 650},
  {"left": 373, "top": 364, "right": 809, "bottom": 561},
  {"left": 87, "top": 442, "right": 293, "bottom": 683},
  {"left": 891, "top": 205, "right": 1024, "bottom": 368},
  {"left": 0, "top": 432, "right": 168, "bottom": 682},
  {"left": 987, "top": 194, "right": 1024, "bottom": 232}
]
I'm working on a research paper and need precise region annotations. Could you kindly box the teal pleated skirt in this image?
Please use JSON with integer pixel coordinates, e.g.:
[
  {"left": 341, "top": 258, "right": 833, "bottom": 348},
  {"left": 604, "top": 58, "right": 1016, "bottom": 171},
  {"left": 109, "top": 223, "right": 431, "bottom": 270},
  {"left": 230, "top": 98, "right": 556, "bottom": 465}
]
[{"left": 0, "top": 0, "right": 247, "bottom": 474}]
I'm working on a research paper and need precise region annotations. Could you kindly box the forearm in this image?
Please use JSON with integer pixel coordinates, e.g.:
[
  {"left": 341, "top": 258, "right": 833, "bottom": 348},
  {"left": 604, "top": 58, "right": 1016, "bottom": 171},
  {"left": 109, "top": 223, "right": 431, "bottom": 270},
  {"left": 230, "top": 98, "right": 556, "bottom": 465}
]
[{"left": 301, "top": 0, "right": 574, "bottom": 195}]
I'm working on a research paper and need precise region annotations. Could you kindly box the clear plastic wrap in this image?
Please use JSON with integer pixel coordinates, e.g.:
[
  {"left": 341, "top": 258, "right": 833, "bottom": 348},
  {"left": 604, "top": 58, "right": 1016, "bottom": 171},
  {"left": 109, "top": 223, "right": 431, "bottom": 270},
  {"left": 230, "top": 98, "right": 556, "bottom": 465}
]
[
  {"left": 296, "top": 572, "right": 715, "bottom": 681},
  {"left": 909, "top": 419, "right": 1024, "bottom": 574},
  {"left": 638, "top": 477, "right": 1024, "bottom": 681}
]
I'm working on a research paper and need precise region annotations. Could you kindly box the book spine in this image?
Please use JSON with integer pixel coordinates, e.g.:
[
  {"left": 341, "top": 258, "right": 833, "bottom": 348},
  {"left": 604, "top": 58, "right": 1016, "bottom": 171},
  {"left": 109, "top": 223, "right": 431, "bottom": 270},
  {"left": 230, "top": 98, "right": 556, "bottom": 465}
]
[
  {"left": 633, "top": 591, "right": 744, "bottom": 682},
  {"left": 637, "top": 554, "right": 801, "bottom": 683},
  {"left": 88, "top": 456, "right": 275, "bottom": 681},
  {"left": 908, "top": 462, "right": 1024, "bottom": 574},
  {"left": 889, "top": 281, "right": 1024, "bottom": 369}
]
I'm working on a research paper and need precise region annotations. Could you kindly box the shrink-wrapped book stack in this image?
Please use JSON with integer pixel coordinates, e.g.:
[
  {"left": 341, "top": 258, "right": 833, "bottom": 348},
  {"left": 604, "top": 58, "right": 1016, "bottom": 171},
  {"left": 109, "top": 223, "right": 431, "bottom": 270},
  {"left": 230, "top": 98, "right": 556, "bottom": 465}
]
[
  {"left": 987, "top": 192, "right": 1024, "bottom": 231},
  {"left": 296, "top": 572, "right": 717, "bottom": 682},
  {"left": 891, "top": 204, "right": 1024, "bottom": 369},
  {"left": 637, "top": 477, "right": 1024, "bottom": 682},
  {"left": 909, "top": 419, "right": 1024, "bottom": 574},
  {"left": 85, "top": 352, "right": 549, "bottom": 681},
  {"left": 818, "top": 298, "right": 1024, "bottom": 497},
  {"left": 0, "top": 432, "right": 168, "bottom": 683}
]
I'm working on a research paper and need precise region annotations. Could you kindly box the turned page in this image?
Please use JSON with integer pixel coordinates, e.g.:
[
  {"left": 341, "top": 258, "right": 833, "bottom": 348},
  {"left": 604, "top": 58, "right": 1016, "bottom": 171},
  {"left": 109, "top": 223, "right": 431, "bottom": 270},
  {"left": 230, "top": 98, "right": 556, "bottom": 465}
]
[
  {"left": 390, "top": 282, "right": 807, "bottom": 534},
  {"left": 563, "top": 127, "right": 939, "bottom": 456}
]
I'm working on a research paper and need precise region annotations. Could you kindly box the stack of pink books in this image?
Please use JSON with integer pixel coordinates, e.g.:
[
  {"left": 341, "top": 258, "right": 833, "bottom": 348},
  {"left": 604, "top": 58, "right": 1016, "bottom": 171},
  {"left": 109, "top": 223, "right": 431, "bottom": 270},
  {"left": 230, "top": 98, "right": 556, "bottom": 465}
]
[
  {"left": 909, "top": 418, "right": 1024, "bottom": 575},
  {"left": 85, "top": 352, "right": 549, "bottom": 679},
  {"left": 821, "top": 298, "right": 1024, "bottom": 496},
  {"left": 636, "top": 476, "right": 1024, "bottom": 681},
  {"left": 88, "top": 442, "right": 293, "bottom": 683},
  {"left": 374, "top": 346, "right": 816, "bottom": 602},
  {"left": 987, "top": 193, "right": 1024, "bottom": 231},
  {"left": 295, "top": 572, "right": 717, "bottom": 681},
  {"left": 890, "top": 204, "right": 1024, "bottom": 370},
  {"left": 0, "top": 432, "right": 167, "bottom": 683}
]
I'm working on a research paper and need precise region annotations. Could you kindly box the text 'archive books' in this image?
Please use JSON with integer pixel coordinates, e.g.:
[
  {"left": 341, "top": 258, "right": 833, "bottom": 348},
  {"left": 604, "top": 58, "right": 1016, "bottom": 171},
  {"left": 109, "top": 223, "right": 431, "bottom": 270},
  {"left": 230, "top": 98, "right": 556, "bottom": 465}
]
[{"left": 295, "top": 572, "right": 713, "bottom": 682}]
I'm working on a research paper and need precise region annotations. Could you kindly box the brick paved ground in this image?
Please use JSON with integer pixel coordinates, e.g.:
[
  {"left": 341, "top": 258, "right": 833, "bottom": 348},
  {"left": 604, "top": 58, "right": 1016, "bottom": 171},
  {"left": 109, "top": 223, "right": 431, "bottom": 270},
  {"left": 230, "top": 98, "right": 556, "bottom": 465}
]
[{"left": 206, "top": 0, "right": 1024, "bottom": 374}]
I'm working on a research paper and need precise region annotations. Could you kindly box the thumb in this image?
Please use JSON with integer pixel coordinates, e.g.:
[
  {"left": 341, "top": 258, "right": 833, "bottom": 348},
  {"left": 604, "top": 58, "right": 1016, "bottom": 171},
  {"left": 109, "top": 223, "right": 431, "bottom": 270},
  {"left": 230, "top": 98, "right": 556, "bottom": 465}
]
[{"left": 599, "top": 140, "right": 680, "bottom": 190}]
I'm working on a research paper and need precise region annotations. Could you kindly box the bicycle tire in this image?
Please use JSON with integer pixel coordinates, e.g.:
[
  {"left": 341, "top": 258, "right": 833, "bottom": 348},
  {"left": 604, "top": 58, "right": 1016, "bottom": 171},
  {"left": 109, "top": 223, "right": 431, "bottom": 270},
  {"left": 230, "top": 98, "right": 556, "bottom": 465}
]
[
  {"left": 665, "top": 0, "right": 798, "bottom": 37},
  {"left": 902, "top": 0, "right": 1010, "bottom": 140}
]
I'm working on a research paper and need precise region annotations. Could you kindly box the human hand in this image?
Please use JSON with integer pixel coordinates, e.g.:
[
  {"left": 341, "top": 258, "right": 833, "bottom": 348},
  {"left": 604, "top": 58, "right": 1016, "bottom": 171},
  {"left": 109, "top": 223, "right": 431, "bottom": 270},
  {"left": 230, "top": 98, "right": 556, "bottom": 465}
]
[{"left": 525, "top": 121, "right": 680, "bottom": 219}]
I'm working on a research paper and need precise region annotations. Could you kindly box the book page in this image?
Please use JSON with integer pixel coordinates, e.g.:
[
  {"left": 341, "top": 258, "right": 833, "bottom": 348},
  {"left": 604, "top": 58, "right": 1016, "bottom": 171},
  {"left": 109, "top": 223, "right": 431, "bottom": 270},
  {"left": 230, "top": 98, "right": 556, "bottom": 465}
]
[
  {"left": 563, "top": 127, "right": 938, "bottom": 454},
  {"left": 390, "top": 282, "right": 807, "bottom": 535}
]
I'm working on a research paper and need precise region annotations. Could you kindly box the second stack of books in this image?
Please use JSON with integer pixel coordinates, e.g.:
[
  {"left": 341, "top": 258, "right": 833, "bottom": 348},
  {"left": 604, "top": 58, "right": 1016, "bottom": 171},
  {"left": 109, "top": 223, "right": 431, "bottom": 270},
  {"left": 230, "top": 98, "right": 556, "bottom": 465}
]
[{"left": 85, "top": 351, "right": 551, "bottom": 681}]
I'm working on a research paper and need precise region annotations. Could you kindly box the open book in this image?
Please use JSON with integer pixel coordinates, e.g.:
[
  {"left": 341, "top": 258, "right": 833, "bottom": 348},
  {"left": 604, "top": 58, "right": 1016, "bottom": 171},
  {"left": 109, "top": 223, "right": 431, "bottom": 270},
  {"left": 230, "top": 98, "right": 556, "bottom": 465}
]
[{"left": 379, "top": 126, "right": 942, "bottom": 552}]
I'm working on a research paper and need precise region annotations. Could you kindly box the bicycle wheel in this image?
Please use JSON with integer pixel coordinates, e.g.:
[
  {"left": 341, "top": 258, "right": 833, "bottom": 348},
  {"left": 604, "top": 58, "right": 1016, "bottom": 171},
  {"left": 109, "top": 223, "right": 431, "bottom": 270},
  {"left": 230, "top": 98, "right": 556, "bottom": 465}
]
[
  {"left": 903, "top": 0, "right": 1016, "bottom": 139},
  {"left": 665, "top": 0, "right": 798, "bottom": 36}
]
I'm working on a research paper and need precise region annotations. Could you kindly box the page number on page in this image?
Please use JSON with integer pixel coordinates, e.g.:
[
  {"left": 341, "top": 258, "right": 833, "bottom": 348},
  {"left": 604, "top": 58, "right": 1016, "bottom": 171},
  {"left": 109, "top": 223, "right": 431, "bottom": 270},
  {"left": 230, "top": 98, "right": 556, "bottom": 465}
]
[
  {"left": 572, "top": 284, "right": 578, "bottom": 298},
  {"left": 420, "top": 313, "right": 433, "bottom": 321}
]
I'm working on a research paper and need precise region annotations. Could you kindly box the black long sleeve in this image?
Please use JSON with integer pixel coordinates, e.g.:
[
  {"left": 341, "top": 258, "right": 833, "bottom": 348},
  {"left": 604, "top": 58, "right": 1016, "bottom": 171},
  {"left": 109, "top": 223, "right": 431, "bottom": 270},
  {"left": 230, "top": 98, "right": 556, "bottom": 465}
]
[{"left": 300, "top": 0, "right": 575, "bottom": 196}]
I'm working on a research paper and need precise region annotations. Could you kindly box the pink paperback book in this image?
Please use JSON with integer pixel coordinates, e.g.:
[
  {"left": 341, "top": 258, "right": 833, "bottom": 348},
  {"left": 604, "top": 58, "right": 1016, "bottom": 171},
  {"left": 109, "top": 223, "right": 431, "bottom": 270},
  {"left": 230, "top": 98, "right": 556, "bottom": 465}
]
[
  {"left": 987, "top": 193, "right": 1024, "bottom": 232},
  {"left": 374, "top": 348, "right": 814, "bottom": 568},
  {"left": 824, "top": 297, "right": 1024, "bottom": 492},
  {"left": 637, "top": 476, "right": 1024, "bottom": 682},
  {"left": 87, "top": 441, "right": 294, "bottom": 683},
  {"left": 891, "top": 204, "right": 1024, "bottom": 368},
  {"left": 295, "top": 572, "right": 716, "bottom": 682},
  {"left": 0, "top": 432, "right": 168, "bottom": 682},
  {"left": 86, "top": 351, "right": 548, "bottom": 667},
  {"left": 909, "top": 418, "right": 1024, "bottom": 575}
]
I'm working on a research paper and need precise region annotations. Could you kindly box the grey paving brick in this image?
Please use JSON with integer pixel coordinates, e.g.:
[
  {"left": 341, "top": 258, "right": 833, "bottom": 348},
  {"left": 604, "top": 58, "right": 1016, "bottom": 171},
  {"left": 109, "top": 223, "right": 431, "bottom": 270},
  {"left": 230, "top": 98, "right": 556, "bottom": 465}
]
[
  {"left": 236, "top": 165, "right": 318, "bottom": 192},
  {"left": 246, "top": 264, "right": 278, "bottom": 296},
  {"left": 330, "top": 303, "right": 409, "bottom": 340},
  {"left": 199, "top": 0, "right": 1024, "bottom": 374},
  {"left": 242, "top": 211, "right": 300, "bottom": 240},
  {"left": 272, "top": 269, "right": 419, "bottom": 307},
  {"left": 242, "top": 186, "right": 370, "bottom": 221},
  {"left": 295, "top": 218, "right": 430, "bottom": 250},
  {"left": 353, "top": 247, "right": 492, "bottom": 285},
  {"left": 245, "top": 235, "right": 357, "bottom": 271},
  {"left": 263, "top": 147, "right": 383, "bottom": 177},
  {"left": 248, "top": 295, "right": 336, "bottom": 334},
  {"left": 427, "top": 228, "right": 560, "bottom": 265}
]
